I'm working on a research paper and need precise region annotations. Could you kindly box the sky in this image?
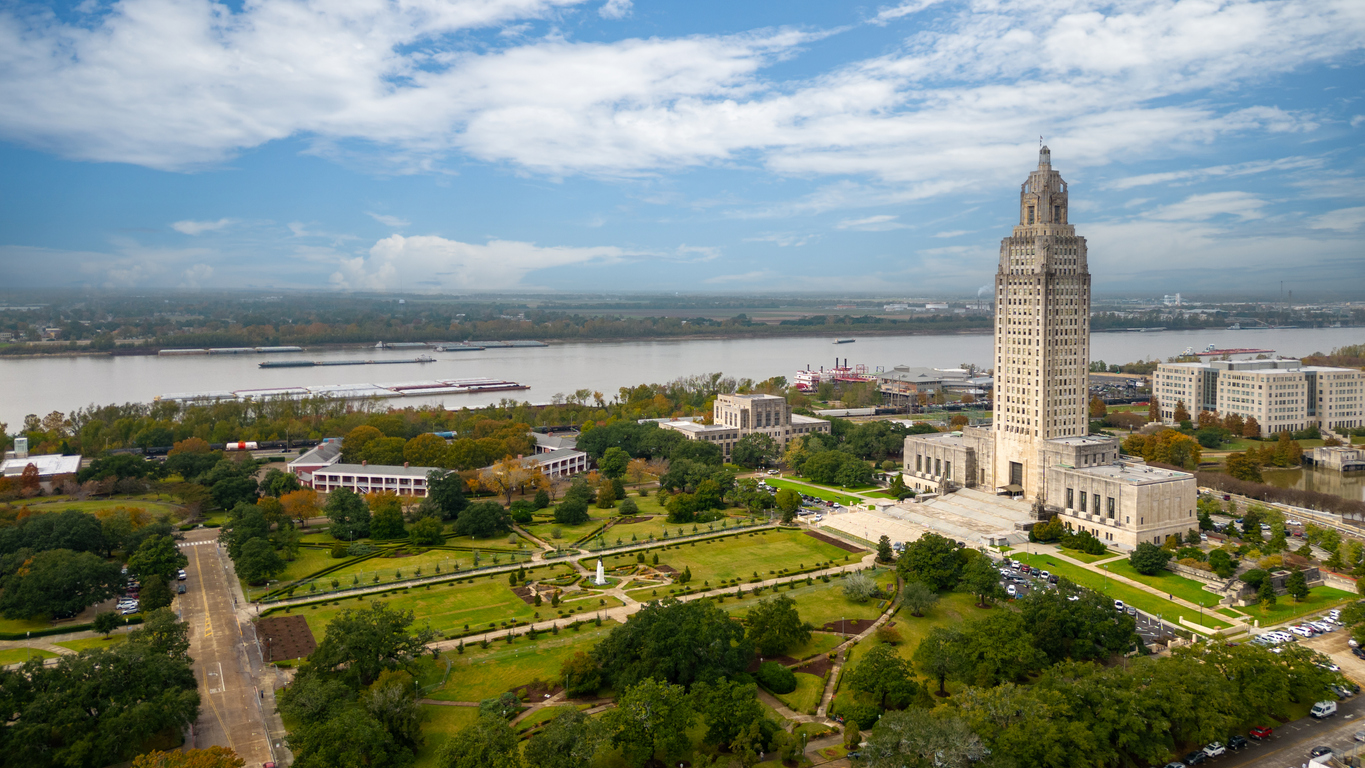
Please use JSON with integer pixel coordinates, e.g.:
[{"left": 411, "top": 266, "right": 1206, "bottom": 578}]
[{"left": 1, "top": 0, "right": 1363, "bottom": 297}]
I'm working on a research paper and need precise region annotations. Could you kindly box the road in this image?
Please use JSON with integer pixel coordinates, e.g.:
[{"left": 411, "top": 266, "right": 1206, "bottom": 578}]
[
  {"left": 1212, "top": 693, "right": 1365, "bottom": 768},
  {"left": 179, "top": 528, "right": 280, "bottom": 767}
]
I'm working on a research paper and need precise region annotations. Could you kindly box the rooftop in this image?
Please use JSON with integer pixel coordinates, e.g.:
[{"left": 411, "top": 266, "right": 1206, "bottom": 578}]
[
  {"left": 290, "top": 439, "right": 342, "bottom": 467},
  {"left": 1060, "top": 461, "right": 1192, "bottom": 486},
  {"left": 1, "top": 453, "right": 82, "bottom": 477},
  {"left": 877, "top": 366, "right": 945, "bottom": 383},
  {"left": 529, "top": 447, "right": 587, "bottom": 464},
  {"left": 1048, "top": 435, "right": 1116, "bottom": 447},
  {"left": 317, "top": 463, "right": 438, "bottom": 478}
]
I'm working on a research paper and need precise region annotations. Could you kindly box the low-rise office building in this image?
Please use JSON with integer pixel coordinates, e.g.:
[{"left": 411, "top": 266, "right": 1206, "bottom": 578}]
[
  {"left": 309, "top": 462, "right": 438, "bottom": 497},
  {"left": 1154, "top": 358, "right": 1365, "bottom": 432},
  {"left": 658, "top": 393, "right": 829, "bottom": 462},
  {"left": 287, "top": 439, "right": 342, "bottom": 483}
]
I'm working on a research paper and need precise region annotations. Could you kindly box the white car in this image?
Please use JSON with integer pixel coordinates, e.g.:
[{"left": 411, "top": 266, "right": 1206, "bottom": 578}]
[
  {"left": 1007, "top": 584, "right": 1017, "bottom": 597},
  {"left": 1114, "top": 600, "right": 1125, "bottom": 612},
  {"left": 1203, "top": 742, "right": 1226, "bottom": 758},
  {"left": 1310, "top": 621, "right": 1335, "bottom": 632},
  {"left": 1290, "top": 626, "right": 1313, "bottom": 637}
]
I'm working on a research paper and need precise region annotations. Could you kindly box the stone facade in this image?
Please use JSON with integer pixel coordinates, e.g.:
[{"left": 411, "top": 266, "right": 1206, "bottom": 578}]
[
  {"left": 1154, "top": 358, "right": 1365, "bottom": 432},
  {"left": 902, "top": 148, "right": 1199, "bottom": 551},
  {"left": 659, "top": 393, "right": 829, "bottom": 462}
]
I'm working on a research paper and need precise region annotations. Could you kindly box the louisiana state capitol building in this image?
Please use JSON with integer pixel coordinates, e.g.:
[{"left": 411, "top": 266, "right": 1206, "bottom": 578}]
[{"left": 901, "top": 147, "right": 1198, "bottom": 550}]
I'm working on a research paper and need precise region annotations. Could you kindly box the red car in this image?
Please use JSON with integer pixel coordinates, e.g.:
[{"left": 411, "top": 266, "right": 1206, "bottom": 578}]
[{"left": 1249, "top": 726, "right": 1273, "bottom": 740}]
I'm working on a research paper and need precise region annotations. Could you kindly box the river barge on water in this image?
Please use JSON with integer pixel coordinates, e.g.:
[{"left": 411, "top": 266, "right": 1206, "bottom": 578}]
[
  {"left": 259, "top": 356, "right": 435, "bottom": 369},
  {"left": 156, "top": 377, "right": 528, "bottom": 403}
]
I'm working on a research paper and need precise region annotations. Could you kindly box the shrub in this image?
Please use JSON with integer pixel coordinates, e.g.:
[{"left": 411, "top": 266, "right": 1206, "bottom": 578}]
[
  {"left": 756, "top": 660, "right": 797, "bottom": 694},
  {"left": 329, "top": 543, "right": 348, "bottom": 558}
]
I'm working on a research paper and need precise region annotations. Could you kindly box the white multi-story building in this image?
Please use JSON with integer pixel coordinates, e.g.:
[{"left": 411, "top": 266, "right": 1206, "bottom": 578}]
[
  {"left": 903, "top": 147, "right": 1198, "bottom": 550},
  {"left": 1154, "top": 359, "right": 1365, "bottom": 432},
  {"left": 310, "top": 462, "right": 438, "bottom": 497},
  {"left": 658, "top": 393, "right": 829, "bottom": 462}
]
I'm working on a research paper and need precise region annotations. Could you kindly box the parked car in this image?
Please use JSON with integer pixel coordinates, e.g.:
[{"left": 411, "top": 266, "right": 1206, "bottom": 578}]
[
  {"left": 1126, "top": 605, "right": 1137, "bottom": 616},
  {"left": 1311, "top": 701, "right": 1337, "bottom": 719},
  {"left": 177, "top": 584, "right": 187, "bottom": 594},
  {"left": 1162, "top": 763, "right": 1187, "bottom": 768},
  {"left": 1203, "top": 742, "right": 1226, "bottom": 757},
  {"left": 177, "top": 569, "right": 187, "bottom": 581},
  {"left": 1114, "top": 600, "right": 1125, "bottom": 612},
  {"left": 1182, "top": 750, "right": 1207, "bottom": 765},
  {"left": 1248, "top": 726, "right": 1274, "bottom": 740},
  {"left": 1049, "top": 574, "right": 1059, "bottom": 584},
  {"left": 1007, "top": 585, "right": 1017, "bottom": 597},
  {"left": 1227, "top": 736, "right": 1248, "bottom": 751},
  {"left": 119, "top": 605, "right": 139, "bottom": 615},
  {"left": 1354, "top": 731, "right": 1365, "bottom": 743},
  {"left": 1310, "top": 746, "right": 1333, "bottom": 757}
]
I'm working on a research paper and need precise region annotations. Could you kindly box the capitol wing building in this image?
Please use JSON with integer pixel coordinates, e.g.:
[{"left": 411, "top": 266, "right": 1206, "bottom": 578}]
[{"left": 900, "top": 148, "right": 1198, "bottom": 551}]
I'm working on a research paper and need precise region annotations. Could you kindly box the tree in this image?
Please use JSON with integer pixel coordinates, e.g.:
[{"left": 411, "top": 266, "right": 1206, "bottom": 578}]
[
  {"left": 732, "top": 433, "right": 780, "bottom": 468},
  {"left": 843, "top": 571, "right": 879, "bottom": 603},
  {"left": 745, "top": 594, "right": 811, "bottom": 657},
  {"left": 435, "top": 714, "right": 520, "bottom": 768},
  {"left": 914, "top": 626, "right": 965, "bottom": 696},
  {"left": 560, "top": 651, "right": 603, "bottom": 698},
  {"left": 1089, "top": 396, "right": 1108, "bottom": 418},
  {"left": 863, "top": 710, "right": 988, "bottom": 768},
  {"left": 128, "top": 534, "right": 188, "bottom": 581},
  {"left": 1173, "top": 400, "right": 1191, "bottom": 424},
  {"left": 141, "top": 575, "right": 175, "bottom": 611},
  {"left": 427, "top": 469, "right": 468, "bottom": 521},
  {"left": 308, "top": 600, "right": 438, "bottom": 687},
  {"left": 596, "top": 480, "right": 617, "bottom": 509},
  {"left": 236, "top": 537, "right": 285, "bottom": 585},
  {"left": 604, "top": 678, "right": 695, "bottom": 767},
  {"left": 775, "top": 488, "right": 800, "bottom": 518},
  {"left": 341, "top": 425, "right": 385, "bottom": 462},
  {"left": 1258, "top": 578, "right": 1277, "bottom": 609},
  {"left": 1243, "top": 416, "right": 1261, "bottom": 438},
  {"left": 1208, "top": 548, "right": 1237, "bottom": 578},
  {"left": 404, "top": 433, "right": 449, "bottom": 467},
  {"left": 454, "top": 501, "right": 511, "bottom": 539},
  {"left": 0, "top": 548, "right": 123, "bottom": 619},
  {"left": 366, "top": 670, "right": 425, "bottom": 752},
  {"left": 1129, "top": 541, "right": 1172, "bottom": 575},
  {"left": 525, "top": 709, "right": 604, "bottom": 768},
  {"left": 93, "top": 610, "right": 121, "bottom": 638},
  {"left": 846, "top": 644, "right": 919, "bottom": 709},
  {"left": 280, "top": 488, "right": 320, "bottom": 525},
  {"left": 409, "top": 516, "right": 445, "bottom": 545},
  {"left": 691, "top": 679, "right": 765, "bottom": 747},
  {"left": 325, "top": 488, "right": 370, "bottom": 541},
  {"left": 555, "top": 480, "right": 593, "bottom": 525},
  {"left": 209, "top": 475, "right": 258, "bottom": 511},
  {"left": 901, "top": 580, "right": 939, "bottom": 617},
  {"left": 132, "top": 747, "right": 245, "bottom": 768},
  {"left": 960, "top": 553, "right": 1006, "bottom": 607},
  {"left": 1147, "top": 396, "right": 1160, "bottom": 423},
  {"left": 1018, "top": 587, "right": 1134, "bottom": 663},
  {"left": 592, "top": 598, "right": 751, "bottom": 690},
  {"left": 618, "top": 497, "right": 639, "bottom": 517},
  {"left": 897, "top": 532, "right": 962, "bottom": 591},
  {"left": 480, "top": 456, "right": 532, "bottom": 506},
  {"left": 599, "top": 447, "right": 630, "bottom": 479},
  {"left": 369, "top": 495, "right": 407, "bottom": 540},
  {"left": 877, "top": 535, "right": 895, "bottom": 563},
  {"left": 1285, "top": 570, "right": 1310, "bottom": 601},
  {"left": 756, "top": 659, "right": 797, "bottom": 693}
]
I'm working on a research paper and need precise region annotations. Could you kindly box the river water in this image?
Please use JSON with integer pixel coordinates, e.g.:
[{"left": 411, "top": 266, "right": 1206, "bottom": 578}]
[{"left": 0, "top": 325, "right": 1360, "bottom": 429}]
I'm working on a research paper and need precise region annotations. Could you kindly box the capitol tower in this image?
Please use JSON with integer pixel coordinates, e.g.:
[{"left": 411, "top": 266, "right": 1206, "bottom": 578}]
[{"left": 993, "top": 145, "right": 1091, "bottom": 498}]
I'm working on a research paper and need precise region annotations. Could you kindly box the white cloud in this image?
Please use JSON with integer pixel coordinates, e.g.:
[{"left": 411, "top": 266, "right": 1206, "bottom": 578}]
[
  {"left": 367, "top": 212, "right": 411, "bottom": 228},
  {"left": 704, "top": 270, "right": 769, "bottom": 284},
  {"left": 1105, "top": 156, "right": 1327, "bottom": 190},
  {"left": 932, "top": 229, "right": 969, "bottom": 238},
  {"left": 599, "top": 0, "right": 631, "bottom": 20},
  {"left": 0, "top": 0, "right": 1358, "bottom": 193},
  {"left": 1308, "top": 206, "right": 1365, "bottom": 231},
  {"left": 837, "top": 214, "right": 907, "bottom": 231},
  {"left": 1146, "top": 192, "right": 1268, "bottom": 222},
  {"left": 171, "top": 218, "right": 233, "bottom": 235},
  {"left": 331, "top": 234, "right": 628, "bottom": 290},
  {"left": 180, "top": 263, "right": 214, "bottom": 288},
  {"left": 743, "top": 233, "right": 815, "bottom": 247},
  {"left": 871, "top": 1, "right": 947, "bottom": 25}
]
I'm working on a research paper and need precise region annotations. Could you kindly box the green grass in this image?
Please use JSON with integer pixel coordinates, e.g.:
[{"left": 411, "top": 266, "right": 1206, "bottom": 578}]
[
  {"left": 763, "top": 478, "right": 862, "bottom": 505},
  {"left": 1240, "top": 586, "right": 1355, "bottom": 625},
  {"left": 789, "top": 475, "right": 879, "bottom": 493},
  {"left": 1104, "top": 559, "right": 1224, "bottom": 606},
  {"left": 0, "top": 647, "right": 57, "bottom": 665},
  {"left": 0, "top": 614, "right": 62, "bottom": 634},
  {"left": 414, "top": 705, "right": 481, "bottom": 768},
  {"left": 723, "top": 568, "right": 896, "bottom": 628},
  {"left": 787, "top": 631, "right": 843, "bottom": 660},
  {"left": 54, "top": 634, "right": 129, "bottom": 652},
  {"left": 591, "top": 529, "right": 857, "bottom": 586},
  {"left": 1057, "top": 546, "right": 1117, "bottom": 564},
  {"left": 1012, "top": 553, "right": 1231, "bottom": 631},
  {"left": 774, "top": 672, "right": 824, "bottom": 714},
  {"left": 278, "top": 566, "right": 573, "bottom": 640},
  {"left": 12, "top": 495, "right": 184, "bottom": 517},
  {"left": 426, "top": 621, "right": 618, "bottom": 702},
  {"left": 515, "top": 704, "right": 587, "bottom": 733}
]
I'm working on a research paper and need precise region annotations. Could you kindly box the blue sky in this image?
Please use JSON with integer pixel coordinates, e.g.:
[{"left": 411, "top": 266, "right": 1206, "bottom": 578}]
[{"left": 1, "top": 0, "right": 1363, "bottom": 296}]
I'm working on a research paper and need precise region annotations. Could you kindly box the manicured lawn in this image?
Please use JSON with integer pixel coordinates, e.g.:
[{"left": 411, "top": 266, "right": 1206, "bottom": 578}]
[
  {"left": 0, "top": 647, "right": 57, "bottom": 665},
  {"left": 306, "top": 547, "right": 525, "bottom": 587},
  {"left": 516, "top": 704, "right": 584, "bottom": 732},
  {"left": 426, "top": 621, "right": 618, "bottom": 702},
  {"left": 14, "top": 496, "right": 184, "bottom": 517},
  {"left": 249, "top": 546, "right": 340, "bottom": 594},
  {"left": 1057, "top": 546, "right": 1116, "bottom": 564},
  {"left": 723, "top": 568, "right": 896, "bottom": 628},
  {"left": 763, "top": 479, "right": 862, "bottom": 506},
  {"left": 1012, "top": 553, "right": 1230, "bottom": 631},
  {"left": 280, "top": 566, "right": 572, "bottom": 639},
  {"left": 54, "top": 634, "right": 129, "bottom": 652},
  {"left": 774, "top": 672, "right": 824, "bottom": 714},
  {"left": 0, "top": 614, "right": 61, "bottom": 635},
  {"left": 789, "top": 475, "right": 880, "bottom": 493},
  {"left": 890, "top": 591, "right": 981, "bottom": 665},
  {"left": 591, "top": 529, "right": 857, "bottom": 585},
  {"left": 414, "top": 705, "right": 481, "bottom": 768},
  {"left": 1105, "top": 559, "right": 1224, "bottom": 606},
  {"left": 787, "top": 631, "right": 843, "bottom": 660},
  {"left": 1240, "top": 586, "right": 1355, "bottom": 626}
]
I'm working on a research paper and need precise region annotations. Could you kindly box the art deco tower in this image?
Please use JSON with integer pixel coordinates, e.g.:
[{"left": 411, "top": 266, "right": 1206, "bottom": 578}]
[{"left": 992, "top": 146, "right": 1090, "bottom": 498}]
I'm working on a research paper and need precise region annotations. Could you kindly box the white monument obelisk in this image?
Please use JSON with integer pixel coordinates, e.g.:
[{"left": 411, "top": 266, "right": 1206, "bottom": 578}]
[{"left": 594, "top": 559, "right": 607, "bottom": 586}]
